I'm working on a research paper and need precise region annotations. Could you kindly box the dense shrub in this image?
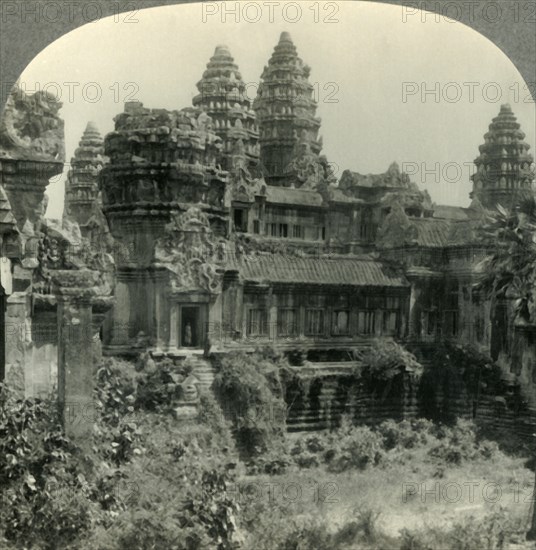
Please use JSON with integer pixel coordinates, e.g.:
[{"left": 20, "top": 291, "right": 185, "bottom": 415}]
[
  {"left": 288, "top": 417, "right": 505, "bottom": 475},
  {"left": 325, "top": 424, "right": 385, "bottom": 472},
  {"left": 0, "top": 385, "right": 97, "bottom": 549},
  {"left": 214, "top": 349, "right": 289, "bottom": 458},
  {"left": 428, "top": 419, "right": 501, "bottom": 466},
  {"left": 359, "top": 339, "right": 423, "bottom": 391},
  {"left": 376, "top": 418, "right": 436, "bottom": 450}
]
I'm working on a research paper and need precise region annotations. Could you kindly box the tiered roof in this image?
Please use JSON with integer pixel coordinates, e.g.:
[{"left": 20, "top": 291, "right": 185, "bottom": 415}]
[
  {"left": 253, "top": 32, "right": 323, "bottom": 185},
  {"left": 193, "top": 45, "right": 259, "bottom": 172},
  {"left": 471, "top": 104, "right": 535, "bottom": 209},
  {"left": 64, "top": 122, "right": 107, "bottom": 225},
  {"left": 227, "top": 253, "right": 408, "bottom": 288}
]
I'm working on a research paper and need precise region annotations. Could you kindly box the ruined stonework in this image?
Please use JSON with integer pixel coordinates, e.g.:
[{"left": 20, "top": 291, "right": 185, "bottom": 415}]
[
  {"left": 0, "top": 86, "right": 113, "bottom": 443},
  {"left": 0, "top": 87, "right": 64, "bottom": 234},
  {"left": 1, "top": 33, "right": 535, "bottom": 436},
  {"left": 99, "top": 102, "right": 228, "bottom": 352}
]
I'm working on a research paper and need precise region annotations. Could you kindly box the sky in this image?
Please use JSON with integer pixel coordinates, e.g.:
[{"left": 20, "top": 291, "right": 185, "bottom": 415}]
[{"left": 16, "top": 1, "right": 536, "bottom": 219}]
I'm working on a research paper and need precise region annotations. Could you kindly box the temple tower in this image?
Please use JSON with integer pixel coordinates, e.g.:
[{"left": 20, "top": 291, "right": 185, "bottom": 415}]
[
  {"left": 193, "top": 45, "right": 259, "bottom": 174},
  {"left": 253, "top": 32, "right": 322, "bottom": 186},
  {"left": 99, "top": 101, "right": 229, "bottom": 352},
  {"left": 471, "top": 104, "right": 535, "bottom": 209},
  {"left": 64, "top": 121, "right": 107, "bottom": 237}
]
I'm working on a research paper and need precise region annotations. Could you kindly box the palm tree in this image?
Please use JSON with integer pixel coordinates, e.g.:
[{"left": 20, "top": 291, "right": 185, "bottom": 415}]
[
  {"left": 479, "top": 197, "right": 536, "bottom": 540},
  {"left": 478, "top": 197, "right": 536, "bottom": 324}
]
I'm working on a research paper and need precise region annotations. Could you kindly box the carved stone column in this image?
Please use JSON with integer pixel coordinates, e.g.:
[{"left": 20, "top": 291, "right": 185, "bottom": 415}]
[
  {"left": 51, "top": 269, "right": 112, "bottom": 445},
  {"left": 57, "top": 297, "right": 94, "bottom": 442}
]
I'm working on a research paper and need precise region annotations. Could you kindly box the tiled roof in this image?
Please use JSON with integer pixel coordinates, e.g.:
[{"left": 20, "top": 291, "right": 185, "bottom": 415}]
[
  {"left": 265, "top": 186, "right": 324, "bottom": 207},
  {"left": 432, "top": 205, "right": 471, "bottom": 220},
  {"left": 328, "top": 188, "right": 364, "bottom": 204},
  {"left": 411, "top": 218, "right": 451, "bottom": 247},
  {"left": 0, "top": 185, "right": 18, "bottom": 234},
  {"left": 227, "top": 254, "right": 408, "bottom": 287}
]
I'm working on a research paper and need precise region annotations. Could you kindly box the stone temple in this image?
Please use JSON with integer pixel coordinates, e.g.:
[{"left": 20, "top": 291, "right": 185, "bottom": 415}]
[{"left": 0, "top": 32, "right": 535, "bottom": 432}]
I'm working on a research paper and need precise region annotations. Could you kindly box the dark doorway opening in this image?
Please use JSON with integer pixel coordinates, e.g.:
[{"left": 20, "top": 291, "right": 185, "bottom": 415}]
[
  {"left": 180, "top": 306, "right": 203, "bottom": 348},
  {"left": 233, "top": 208, "right": 248, "bottom": 232}
]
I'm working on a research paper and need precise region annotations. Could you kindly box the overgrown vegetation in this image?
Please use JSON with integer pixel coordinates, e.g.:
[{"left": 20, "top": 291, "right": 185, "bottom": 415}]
[
  {"left": 0, "top": 342, "right": 531, "bottom": 549},
  {"left": 213, "top": 348, "right": 289, "bottom": 459}
]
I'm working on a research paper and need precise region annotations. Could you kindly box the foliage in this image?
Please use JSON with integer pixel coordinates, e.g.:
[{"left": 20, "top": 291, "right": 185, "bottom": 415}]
[
  {"left": 213, "top": 349, "right": 289, "bottom": 458},
  {"left": 399, "top": 507, "right": 523, "bottom": 550},
  {"left": 135, "top": 357, "right": 194, "bottom": 412},
  {"left": 427, "top": 419, "right": 501, "bottom": 466},
  {"left": 94, "top": 359, "right": 143, "bottom": 466},
  {"left": 478, "top": 198, "right": 536, "bottom": 322},
  {"left": 324, "top": 422, "right": 385, "bottom": 473},
  {"left": 431, "top": 342, "right": 502, "bottom": 397},
  {"left": 288, "top": 417, "right": 505, "bottom": 475},
  {"left": 376, "top": 418, "right": 436, "bottom": 451},
  {"left": 357, "top": 339, "right": 423, "bottom": 395},
  {"left": 0, "top": 384, "right": 96, "bottom": 549}
]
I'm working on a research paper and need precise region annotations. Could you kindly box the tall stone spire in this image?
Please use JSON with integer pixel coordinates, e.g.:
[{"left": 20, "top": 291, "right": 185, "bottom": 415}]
[
  {"left": 253, "top": 32, "right": 323, "bottom": 186},
  {"left": 193, "top": 45, "right": 259, "bottom": 173},
  {"left": 64, "top": 121, "right": 107, "bottom": 235},
  {"left": 471, "top": 104, "right": 535, "bottom": 209}
]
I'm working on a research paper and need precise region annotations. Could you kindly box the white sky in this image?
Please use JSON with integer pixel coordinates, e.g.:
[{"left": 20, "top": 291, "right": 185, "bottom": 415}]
[{"left": 17, "top": 1, "right": 536, "bottom": 219}]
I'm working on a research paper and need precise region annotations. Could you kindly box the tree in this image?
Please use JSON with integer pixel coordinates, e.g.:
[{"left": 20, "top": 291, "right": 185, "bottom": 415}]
[
  {"left": 478, "top": 197, "right": 536, "bottom": 540},
  {"left": 478, "top": 198, "right": 536, "bottom": 323}
]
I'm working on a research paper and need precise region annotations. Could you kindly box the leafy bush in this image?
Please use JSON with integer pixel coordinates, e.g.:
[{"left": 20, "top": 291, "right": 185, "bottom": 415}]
[
  {"left": 325, "top": 424, "right": 385, "bottom": 473},
  {"left": 377, "top": 418, "right": 436, "bottom": 450},
  {"left": 359, "top": 339, "right": 423, "bottom": 387},
  {"left": 0, "top": 385, "right": 97, "bottom": 549},
  {"left": 214, "top": 349, "right": 289, "bottom": 458},
  {"left": 428, "top": 419, "right": 501, "bottom": 466}
]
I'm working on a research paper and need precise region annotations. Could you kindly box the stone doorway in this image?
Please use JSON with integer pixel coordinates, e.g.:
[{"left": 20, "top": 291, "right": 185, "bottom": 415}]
[{"left": 179, "top": 305, "right": 206, "bottom": 348}]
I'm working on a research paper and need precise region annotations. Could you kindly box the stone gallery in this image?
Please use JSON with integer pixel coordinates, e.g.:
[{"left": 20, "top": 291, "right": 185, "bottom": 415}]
[{"left": 0, "top": 32, "right": 534, "bottom": 432}]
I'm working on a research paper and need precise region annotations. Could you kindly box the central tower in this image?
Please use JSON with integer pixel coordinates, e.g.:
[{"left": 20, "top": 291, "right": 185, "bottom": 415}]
[
  {"left": 253, "top": 32, "right": 322, "bottom": 186},
  {"left": 193, "top": 45, "right": 259, "bottom": 174}
]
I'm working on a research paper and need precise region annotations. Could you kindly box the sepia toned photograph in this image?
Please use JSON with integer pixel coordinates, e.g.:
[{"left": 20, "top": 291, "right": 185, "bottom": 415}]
[{"left": 0, "top": 1, "right": 536, "bottom": 548}]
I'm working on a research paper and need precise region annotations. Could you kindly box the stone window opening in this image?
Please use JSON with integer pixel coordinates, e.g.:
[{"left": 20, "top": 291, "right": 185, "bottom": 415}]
[
  {"left": 357, "top": 310, "right": 375, "bottom": 335},
  {"left": 331, "top": 310, "right": 349, "bottom": 336},
  {"left": 278, "top": 308, "right": 298, "bottom": 337},
  {"left": 305, "top": 308, "right": 324, "bottom": 336},
  {"left": 422, "top": 309, "right": 438, "bottom": 338},
  {"left": 246, "top": 308, "right": 268, "bottom": 337}
]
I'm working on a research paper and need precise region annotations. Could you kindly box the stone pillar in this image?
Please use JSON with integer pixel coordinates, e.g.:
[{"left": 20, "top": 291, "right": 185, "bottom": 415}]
[
  {"left": 408, "top": 281, "right": 421, "bottom": 339},
  {"left": 57, "top": 298, "right": 94, "bottom": 443},
  {"left": 222, "top": 271, "right": 243, "bottom": 343}
]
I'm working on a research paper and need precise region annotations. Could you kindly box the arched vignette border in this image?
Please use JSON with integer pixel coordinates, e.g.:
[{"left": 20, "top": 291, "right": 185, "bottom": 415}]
[{"left": 0, "top": 0, "right": 534, "bottom": 112}]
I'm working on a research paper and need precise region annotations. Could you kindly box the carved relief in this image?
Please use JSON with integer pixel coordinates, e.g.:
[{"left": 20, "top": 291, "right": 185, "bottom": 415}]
[{"left": 154, "top": 207, "right": 225, "bottom": 293}]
